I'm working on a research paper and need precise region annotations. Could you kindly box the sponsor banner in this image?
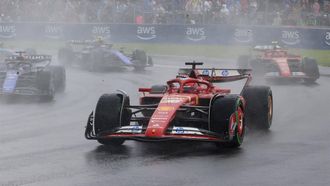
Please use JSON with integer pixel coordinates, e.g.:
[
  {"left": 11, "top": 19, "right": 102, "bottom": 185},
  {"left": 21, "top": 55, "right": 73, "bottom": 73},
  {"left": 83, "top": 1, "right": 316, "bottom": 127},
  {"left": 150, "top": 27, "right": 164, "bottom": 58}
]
[
  {"left": 0, "top": 23, "right": 16, "bottom": 39},
  {"left": 0, "top": 23, "right": 329, "bottom": 49}
]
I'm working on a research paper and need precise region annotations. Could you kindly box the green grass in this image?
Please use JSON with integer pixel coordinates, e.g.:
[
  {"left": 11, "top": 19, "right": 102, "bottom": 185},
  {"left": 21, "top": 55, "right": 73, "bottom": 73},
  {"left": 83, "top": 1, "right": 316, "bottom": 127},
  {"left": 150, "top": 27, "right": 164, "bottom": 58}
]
[{"left": 4, "top": 40, "right": 330, "bottom": 66}]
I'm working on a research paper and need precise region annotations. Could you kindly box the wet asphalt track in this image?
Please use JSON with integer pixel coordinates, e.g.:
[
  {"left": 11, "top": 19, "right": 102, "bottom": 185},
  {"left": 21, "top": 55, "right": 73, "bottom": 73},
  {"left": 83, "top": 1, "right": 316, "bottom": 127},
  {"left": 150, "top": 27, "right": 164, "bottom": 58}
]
[{"left": 0, "top": 55, "right": 330, "bottom": 186}]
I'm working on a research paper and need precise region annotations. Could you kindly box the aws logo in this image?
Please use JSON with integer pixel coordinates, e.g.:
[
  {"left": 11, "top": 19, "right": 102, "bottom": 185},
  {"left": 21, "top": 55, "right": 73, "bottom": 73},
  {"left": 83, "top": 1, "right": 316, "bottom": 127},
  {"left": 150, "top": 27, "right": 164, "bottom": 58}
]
[
  {"left": 281, "top": 30, "right": 300, "bottom": 45},
  {"left": 44, "top": 25, "right": 63, "bottom": 39},
  {"left": 186, "top": 27, "right": 206, "bottom": 42},
  {"left": 0, "top": 25, "right": 16, "bottom": 39},
  {"left": 234, "top": 29, "right": 253, "bottom": 43},
  {"left": 92, "top": 26, "right": 111, "bottom": 39},
  {"left": 325, "top": 32, "right": 330, "bottom": 46},
  {"left": 137, "top": 26, "right": 156, "bottom": 40}
]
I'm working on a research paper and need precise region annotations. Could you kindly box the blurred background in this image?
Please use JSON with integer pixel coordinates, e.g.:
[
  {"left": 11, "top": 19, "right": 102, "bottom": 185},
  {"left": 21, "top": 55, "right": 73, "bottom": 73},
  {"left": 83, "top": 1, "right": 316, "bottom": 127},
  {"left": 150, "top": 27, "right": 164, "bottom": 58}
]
[{"left": 0, "top": 0, "right": 329, "bottom": 26}]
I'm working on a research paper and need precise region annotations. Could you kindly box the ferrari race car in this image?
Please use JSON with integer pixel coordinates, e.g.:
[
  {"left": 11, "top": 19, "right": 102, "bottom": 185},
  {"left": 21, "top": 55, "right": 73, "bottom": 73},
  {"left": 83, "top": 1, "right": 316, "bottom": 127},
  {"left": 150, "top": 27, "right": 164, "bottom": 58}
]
[
  {"left": 0, "top": 52, "right": 66, "bottom": 101},
  {"left": 58, "top": 39, "right": 153, "bottom": 71},
  {"left": 237, "top": 42, "right": 320, "bottom": 83},
  {"left": 85, "top": 62, "right": 273, "bottom": 148}
]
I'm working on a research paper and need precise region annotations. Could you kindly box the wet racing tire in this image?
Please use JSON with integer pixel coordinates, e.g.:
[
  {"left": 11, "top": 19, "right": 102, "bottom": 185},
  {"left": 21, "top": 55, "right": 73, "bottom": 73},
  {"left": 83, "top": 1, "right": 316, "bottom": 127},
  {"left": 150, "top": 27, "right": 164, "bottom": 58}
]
[
  {"left": 242, "top": 86, "right": 273, "bottom": 130},
  {"left": 58, "top": 47, "right": 74, "bottom": 66},
  {"left": 147, "top": 56, "right": 153, "bottom": 67},
  {"left": 132, "top": 49, "right": 148, "bottom": 70},
  {"left": 37, "top": 71, "right": 55, "bottom": 101},
  {"left": 211, "top": 95, "right": 245, "bottom": 148},
  {"left": 94, "top": 93, "right": 131, "bottom": 146},
  {"left": 302, "top": 57, "right": 319, "bottom": 83},
  {"left": 50, "top": 66, "right": 66, "bottom": 93},
  {"left": 237, "top": 55, "right": 250, "bottom": 69}
]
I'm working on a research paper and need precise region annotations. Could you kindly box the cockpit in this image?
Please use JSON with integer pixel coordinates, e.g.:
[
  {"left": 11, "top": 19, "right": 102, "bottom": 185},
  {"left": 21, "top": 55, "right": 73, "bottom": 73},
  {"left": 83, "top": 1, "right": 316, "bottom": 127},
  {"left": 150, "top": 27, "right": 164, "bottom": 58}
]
[
  {"left": 5, "top": 61, "right": 32, "bottom": 71},
  {"left": 167, "top": 78, "right": 211, "bottom": 94}
]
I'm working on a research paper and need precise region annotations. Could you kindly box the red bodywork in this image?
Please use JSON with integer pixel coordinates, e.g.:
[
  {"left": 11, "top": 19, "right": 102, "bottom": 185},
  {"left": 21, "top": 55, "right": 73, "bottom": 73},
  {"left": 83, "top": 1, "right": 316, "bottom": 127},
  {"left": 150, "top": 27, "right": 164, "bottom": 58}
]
[
  {"left": 262, "top": 49, "right": 304, "bottom": 78},
  {"left": 86, "top": 67, "right": 251, "bottom": 142}
]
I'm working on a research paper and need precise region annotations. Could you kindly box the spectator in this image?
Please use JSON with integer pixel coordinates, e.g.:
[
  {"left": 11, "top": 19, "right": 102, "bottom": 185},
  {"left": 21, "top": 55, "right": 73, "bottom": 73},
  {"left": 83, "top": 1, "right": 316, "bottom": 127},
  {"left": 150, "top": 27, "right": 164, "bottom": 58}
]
[
  {"left": 273, "top": 12, "right": 283, "bottom": 25},
  {"left": 312, "top": 0, "right": 321, "bottom": 16},
  {"left": 0, "top": 0, "right": 329, "bottom": 26}
]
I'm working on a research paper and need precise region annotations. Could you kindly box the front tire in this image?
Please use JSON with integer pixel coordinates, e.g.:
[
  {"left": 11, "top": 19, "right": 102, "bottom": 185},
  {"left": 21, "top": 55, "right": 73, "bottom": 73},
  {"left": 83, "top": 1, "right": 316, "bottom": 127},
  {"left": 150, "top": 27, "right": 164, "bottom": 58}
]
[
  {"left": 302, "top": 57, "right": 319, "bottom": 83},
  {"left": 242, "top": 86, "right": 273, "bottom": 130},
  {"left": 211, "top": 95, "right": 245, "bottom": 148},
  {"left": 94, "top": 93, "right": 131, "bottom": 146}
]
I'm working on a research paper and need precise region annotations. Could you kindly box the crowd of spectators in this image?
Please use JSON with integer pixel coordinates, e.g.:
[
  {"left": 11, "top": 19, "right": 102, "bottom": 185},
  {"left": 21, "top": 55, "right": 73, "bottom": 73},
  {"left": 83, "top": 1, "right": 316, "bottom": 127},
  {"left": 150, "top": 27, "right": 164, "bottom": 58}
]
[{"left": 0, "top": 0, "right": 329, "bottom": 26}]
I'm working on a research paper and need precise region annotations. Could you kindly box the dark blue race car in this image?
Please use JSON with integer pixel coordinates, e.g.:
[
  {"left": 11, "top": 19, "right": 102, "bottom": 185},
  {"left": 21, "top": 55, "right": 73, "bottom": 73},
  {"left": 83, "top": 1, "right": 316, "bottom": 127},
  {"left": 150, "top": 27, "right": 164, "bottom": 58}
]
[
  {"left": 58, "top": 39, "right": 153, "bottom": 71},
  {"left": 0, "top": 52, "right": 65, "bottom": 101}
]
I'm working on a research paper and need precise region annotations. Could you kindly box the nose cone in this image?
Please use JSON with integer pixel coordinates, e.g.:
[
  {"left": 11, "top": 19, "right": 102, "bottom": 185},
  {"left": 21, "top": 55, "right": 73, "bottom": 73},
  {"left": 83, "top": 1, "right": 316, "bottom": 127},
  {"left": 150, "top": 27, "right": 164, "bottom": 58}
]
[{"left": 145, "top": 126, "right": 164, "bottom": 137}]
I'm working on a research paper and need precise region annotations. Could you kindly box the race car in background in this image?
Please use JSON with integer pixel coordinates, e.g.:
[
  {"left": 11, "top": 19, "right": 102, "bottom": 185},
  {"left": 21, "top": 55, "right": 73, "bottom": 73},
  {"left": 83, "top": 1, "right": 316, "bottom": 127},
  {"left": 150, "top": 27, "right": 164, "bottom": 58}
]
[
  {"left": 0, "top": 42, "right": 37, "bottom": 62},
  {"left": 0, "top": 52, "right": 66, "bottom": 101},
  {"left": 58, "top": 38, "right": 153, "bottom": 71},
  {"left": 237, "top": 42, "right": 320, "bottom": 83},
  {"left": 85, "top": 62, "right": 273, "bottom": 148}
]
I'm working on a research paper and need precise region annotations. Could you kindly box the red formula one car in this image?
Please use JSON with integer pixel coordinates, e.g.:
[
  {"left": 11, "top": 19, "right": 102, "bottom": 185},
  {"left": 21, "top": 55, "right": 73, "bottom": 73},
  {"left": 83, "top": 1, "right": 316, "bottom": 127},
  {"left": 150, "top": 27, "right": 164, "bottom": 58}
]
[
  {"left": 237, "top": 42, "right": 320, "bottom": 83},
  {"left": 85, "top": 62, "right": 273, "bottom": 148}
]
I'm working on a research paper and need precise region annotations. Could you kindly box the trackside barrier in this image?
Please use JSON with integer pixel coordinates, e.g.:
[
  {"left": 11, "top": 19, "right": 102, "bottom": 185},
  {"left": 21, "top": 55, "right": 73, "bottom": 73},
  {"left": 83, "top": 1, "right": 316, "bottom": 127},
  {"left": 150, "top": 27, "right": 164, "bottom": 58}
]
[{"left": 0, "top": 23, "right": 329, "bottom": 49}]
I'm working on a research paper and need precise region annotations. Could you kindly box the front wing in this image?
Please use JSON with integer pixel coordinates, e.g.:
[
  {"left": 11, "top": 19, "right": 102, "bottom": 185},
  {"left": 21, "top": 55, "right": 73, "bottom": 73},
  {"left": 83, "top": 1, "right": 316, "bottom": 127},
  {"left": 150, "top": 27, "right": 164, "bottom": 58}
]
[{"left": 85, "top": 112, "right": 226, "bottom": 142}]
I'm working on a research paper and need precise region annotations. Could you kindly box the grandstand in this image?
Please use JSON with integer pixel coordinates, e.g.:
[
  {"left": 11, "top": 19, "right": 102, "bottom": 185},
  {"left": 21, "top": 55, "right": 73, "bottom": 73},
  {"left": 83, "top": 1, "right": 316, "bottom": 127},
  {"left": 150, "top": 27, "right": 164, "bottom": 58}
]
[{"left": 0, "top": 0, "right": 329, "bottom": 26}]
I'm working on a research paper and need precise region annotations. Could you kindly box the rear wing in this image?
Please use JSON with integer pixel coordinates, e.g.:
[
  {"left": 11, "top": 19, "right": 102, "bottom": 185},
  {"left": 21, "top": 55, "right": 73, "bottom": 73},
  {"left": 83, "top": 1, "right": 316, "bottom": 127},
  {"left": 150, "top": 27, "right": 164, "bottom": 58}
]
[
  {"left": 67, "top": 40, "right": 113, "bottom": 47},
  {"left": 5, "top": 54, "right": 52, "bottom": 62},
  {"left": 253, "top": 45, "right": 282, "bottom": 51},
  {"left": 67, "top": 40, "right": 94, "bottom": 45},
  {"left": 179, "top": 68, "right": 252, "bottom": 83}
]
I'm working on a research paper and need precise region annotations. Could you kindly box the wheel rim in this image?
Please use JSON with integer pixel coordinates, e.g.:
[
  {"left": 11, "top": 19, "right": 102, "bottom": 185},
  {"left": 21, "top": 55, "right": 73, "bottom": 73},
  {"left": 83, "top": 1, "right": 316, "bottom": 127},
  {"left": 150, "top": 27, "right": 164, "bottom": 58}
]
[
  {"left": 268, "top": 95, "right": 273, "bottom": 125},
  {"left": 236, "top": 107, "right": 244, "bottom": 137}
]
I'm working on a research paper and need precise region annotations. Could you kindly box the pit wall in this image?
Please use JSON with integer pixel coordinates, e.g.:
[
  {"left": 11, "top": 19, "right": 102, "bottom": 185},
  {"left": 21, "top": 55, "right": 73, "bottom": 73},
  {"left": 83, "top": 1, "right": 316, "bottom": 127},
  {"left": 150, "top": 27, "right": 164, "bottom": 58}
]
[{"left": 0, "top": 23, "right": 329, "bottom": 50}]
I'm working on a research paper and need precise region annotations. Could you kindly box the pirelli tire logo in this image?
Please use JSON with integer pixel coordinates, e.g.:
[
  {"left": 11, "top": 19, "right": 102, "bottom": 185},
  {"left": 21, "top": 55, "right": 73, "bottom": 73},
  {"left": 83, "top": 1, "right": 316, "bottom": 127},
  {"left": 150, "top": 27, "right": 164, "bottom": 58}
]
[
  {"left": 325, "top": 31, "right": 330, "bottom": 46},
  {"left": 281, "top": 30, "right": 301, "bottom": 45},
  {"left": 137, "top": 26, "right": 156, "bottom": 40},
  {"left": 0, "top": 24, "right": 16, "bottom": 39}
]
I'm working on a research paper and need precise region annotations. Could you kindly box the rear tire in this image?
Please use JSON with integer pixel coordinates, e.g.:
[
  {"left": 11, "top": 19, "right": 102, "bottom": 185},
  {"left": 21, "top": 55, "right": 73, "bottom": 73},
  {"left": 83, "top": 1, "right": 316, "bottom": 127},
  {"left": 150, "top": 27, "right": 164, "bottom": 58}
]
[
  {"left": 58, "top": 47, "right": 74, "bottom": 67},
  {"left": 37, "top": 71, "right": 55, "bottom": 101},
  {"left": 302, "top": 57, "right": 319, "bottom": 83},
  {"left": 211, "top": 95, "right": 245, "bottom": 148},
  {"left": 94, "top": 93, "right": 131, "bottom": 146},
  {"left": 50, "top": 66, "right": 66, "bottom": 93},
  {"left": 242, "top": 86, "right": 273, "bottom": 130},
  {"left": 88, "top": 50, "right": 102, "bottom": 71},
  {"left": 132, "top": 49, "right": 148, "bottom": 70},
  {"left": 147, "top": 56, "right": 153, "bottom": 67},
  {"left": 237, "top": 55, "right": 250, "bottom": 69}
]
